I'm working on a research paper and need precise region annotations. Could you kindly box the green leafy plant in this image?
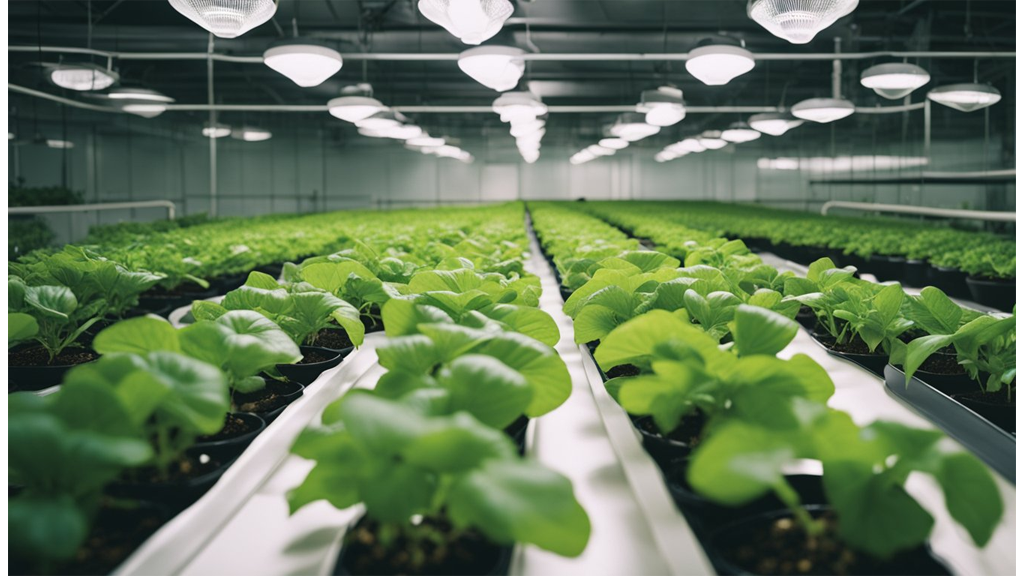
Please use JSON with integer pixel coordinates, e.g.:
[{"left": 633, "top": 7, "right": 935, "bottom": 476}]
[
  {"left": 288, "top": 392, "right": 591, "bottom": 567},
  {"left": 9, "top": 312, "right": 39, "bottom": 348},
  {"left": 382, "top": 292, "right": 559, "bottom": 346},
  {"left": 8, "top": 277, "right": 104, "bottom": 363}
]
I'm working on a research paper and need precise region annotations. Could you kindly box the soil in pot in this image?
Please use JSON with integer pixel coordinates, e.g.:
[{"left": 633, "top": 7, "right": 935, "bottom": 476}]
[
  {"left": 277, "top": 346, "right": 343, "bottom": 385},
  {"left": 635, "top": 412, "right": 705, "bottom": 465},
  {"left": 336, "top": 516, "right": 511, "bottom": 576},
  {"left": 299, "top": 349, "right": 337, "bottom": 365},
  {"left": 711, "top": 507, "right": 949, "bottom": 576},
  {"left": 953, "top": 389, "right": 1015, "bottom": 433},
  {"left": 9, "top": 346, "right": 98, "bottom": 368},
  {"left": 197, "top": 412, "right": 264, "bottom": 443},
  {"left": 108, "top": 454, "right": 231, "bottom": 510},
  {"left": 312, "top": 327, "right": 355, "bottom": 351},
  {"left": 10, "top": 500, "right": 170, "bottom": 576},
  {"left": 816, "top": 336, "right": 888, "bottom": 375},
  {"left": 9, "top": 347, "right": 100, "bottom": 392},
  {"left": 605, "top": 363, "right": 641, "bottom": 379},
  {"left": 234, "top": 380, "right": 304, "bottom": 420}
]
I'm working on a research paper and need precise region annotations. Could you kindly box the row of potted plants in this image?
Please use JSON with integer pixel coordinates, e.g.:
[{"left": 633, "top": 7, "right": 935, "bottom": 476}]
[
  {"left": 529, "top": 202, "right": 1005, "bottom": 575},
  {"left": 578, "top": 201, "right": 1016, "bottom": 312},
  {"left": 10, "top": 202, "right": 592, "bottom": 575}
]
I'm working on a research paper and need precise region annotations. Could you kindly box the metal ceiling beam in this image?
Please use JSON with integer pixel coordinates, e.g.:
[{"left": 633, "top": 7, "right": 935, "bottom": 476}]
[{"left": 9, "top": 45, "right": 1017, "bottom": 62}]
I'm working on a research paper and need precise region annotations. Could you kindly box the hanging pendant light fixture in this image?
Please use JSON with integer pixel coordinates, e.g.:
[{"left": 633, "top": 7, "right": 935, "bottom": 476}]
[
  {"left": 697, "top": 131, "right": 729, "bottom": 150},
  {"left": 492, "top": 91, "right": 547, "bottom": 123},
  {"left": 264, "top": 41, "right": 343, "bottom": 87},
  {"left": 202, "top": 122, "right": 232, "bottom": 138},
  {"left": 46, "top": 139, "right": 75, "bottom": 149},
  {"left": 48, "top": 63, "right": 118, "bottom": 91},
  {"left": 407, "top": 135, "right": 446, "bottom": 148},
  {"left": 108, "top": 87, "right": 175, "bottom": 118},
  {"left": 748, "top": 112, "right": 803, "bottom": 136},
  {"left": 384, "top": 124, "right": 424, "bottom": 140},
  {"left": 609, "top": 112, "right": 661, "bottom": 141},
  {"left": 231, "top": 127, "right": 273, "bottom": 142},
  {"left": 685, "top": 40, "right": 755, "bottom": 86},
  {"left": 355, "top": 110, "right": 403, "bottom": 131},
  {"left": 510, "top": 119, "right": 545, "bottom": 138},
  {"left": 458, "top": 46, "right": 525, "bottom": 92},
  {"left": 860, "top": 63, "right": 930, "bottom": 99},
  {"left": 637, "top": 87, "right": 686, "bottom": 127},
  {"left": 418, "top": 0, "right": 514, "bottom": 45},
  {"left": 677, "top": 138, "right": 707, "bottom": 153},
  {"left": 167, "top": 0, "right": 277, "bottom": 39},
  {"left": 927, "top": 83, "right": 1001, "bottom": 112},
  {"left": 748, "top": 0, "right": 858, "bottom": 44},
  {"left": 791, "top": 97, "right": 856, "bottom": 123},
  {"left": 721, "top": 122, "right": 762, "bottom": 143},
  {"left": 328, "top": 84, "right": 387, "bottom": 123},
  {"left": 599, "top": 138, "right": 629, "bottom": 150}
]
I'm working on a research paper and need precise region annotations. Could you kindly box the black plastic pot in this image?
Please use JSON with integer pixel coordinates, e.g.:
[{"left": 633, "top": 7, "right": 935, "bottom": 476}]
[
  {"left": 191, "top": 412, "right": 266, "bottom": 459},
  {"left": 841, "top": 253, "right": 869, "bottom": 274},
  {"left": 953, "top": 391, "right": 1015, "bottom": 434},
  {"left": 811, "top": 336, "right": 888, "bottom": 377},
  {"left": 8, "top": 346, "right": 99, "bottom": 392},
  {"left": 794, "top": 307, "right": 817, "bottom": 331},
  {"left": 903, "top": 259, "right": 929, "bottom": 288},
  {"left": 634, "top": 415, "right": 697, "bottom": 466},
  {"left": 665, "top": 467, "right": 826, "bottom": 536},
  {"left": 866, "top": 254, "right": 902, "bottom": 281},
  {"left": 255, "top": 261, "right": 285, "bottom": 278},
  {"left": 276, "top": 346, "right": 343, "bottom": 386},
  {"left": 333, "top": 516, "right": 513, "bottom": 576},
  {"left": 312, "top": 328, "right": 357, "bottom": 355},
  {"left": 706, "top": 505, "right": 951, "bottom": 576},
  {"left": 107, "top": 456, "right": 235, "bottom": 511},
  {"left": 559, "top": 286, "right": 574, "bottom": 302},
  {"left": 505, "top": 416, "right": 530, "bottom": 455},
  {"left": 965, "top": 276, "right": 1016, "bottom": 312},
  {"left": 927, "top": 265, "right": 971, "bottom": 299},
  {"left": 210, "top": 272, "right": 248, "bottom": 293},
  {"left": 137, "top": 285, "right": 219, "bottom": 315},
  {"left": 237, "top": 379, "right": 305, "bottom": 423}
]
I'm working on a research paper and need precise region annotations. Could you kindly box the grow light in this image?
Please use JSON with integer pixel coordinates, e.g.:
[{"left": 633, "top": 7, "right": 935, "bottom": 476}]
[
  {"left": 384, "top": 125, "right": 424, "bottom": 140},
  {"left": 458, "top": 46, "right": 525, "bottom": 92},
  {"left": 790, "top": 97, "right": 856, "bottom": 123},
  {"left": 748, "top": 112, "right": 804, "bottom": 135},
  {"left": 355, "top": 111, "right": 402, "bottom": 131},
  {"left": 697, "top": 131, "right": 728, "bottom": 150},
  {"left": 747, "top": 0, "right": 859, "bottom": 45},
  {"left": 46, "top": 139, "right": 74, "bottom": 149},
  {"left": 637, "top": 87, "right": 686, "bottom": 127},
  {"left": 492, "top": 91, "right": 547, "bottom": 123},
  {"left": 927, "top": 83, "right": 1001, "bottom": 113},
  {"left": 109, "top": 87, "right": 176, "bottom": 118},
  {"left": 522, "top": 149, "right": 539, "bottom": 164},
  {"left": 202, "top": 123, "right": 232, "bottom": 138},
  {"left": 418, "top": 0, "right": 514, "bottom": 45},
  {"left": 263, "top": 42, "right": 343, "bottom": 87},
  {"left": 327, "top": 95, "right": 387, "bottom": 123},
  {"left": 757, "top": 155, "right": 928, "bottom": 171},
  {"left": 685, "top": 43, "right": 755, "bottom": 86},
  {"left": 407, "top": 135, "right": 446, "bottom": 148},
  {"left": 49, "top": 64, "right": 118, "bottom": 91},
  {"left": 168, "top": 0, "right": 277, "bottom": 39},
  {"left": 510, "top": 119, "right": 545, "bottom": 138},
  {"left": 587, "top": 145, "right": 615, "bottom": 157},
  {"left": 598, "top": 138, "right": 629, "bottom": 150},
  {"left": 122, "top": 103, "right": 170, "bottom": 118},
  {"left": 677, "top": 138, "right": 707, "bottom": 153},
  {"left": 859, "top": 63, "right": 930, "bottom": 100},
  {"left": 721, "top": 122, "right": 762, "bottom": 143},
  {"left": 233, "top": 127, "right": 272, "bottom": 142},
  {"left": 609, "top": 112, "right": 661, "bottom": 141}
]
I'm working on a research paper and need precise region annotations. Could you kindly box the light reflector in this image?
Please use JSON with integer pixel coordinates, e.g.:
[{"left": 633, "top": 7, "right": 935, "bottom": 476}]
[
  {"left": 860, "top": 63, "right": 930, "bottom": 99},
  {"left": 328, "top": 95, "right": 387, "bottom": 123},
  {"left": 927, "top": 83, "right": 1001, "bottom": 113},
  {"left": 599, "top": 138, "right": 629, "bottom": 150},
  {"left": 697, "top": 131, "right": 728, "bottom": 150},
  {"left": 492, "top": 91, "right": 547, "bottom": 123},
  {"left": 264, "top": 42, "right": 343, "bottom": 87},
  {"left": 637, "top": 87, "right": 686, "bottom": 126},
  {"left": 49, "top": 64, "right": 118, "bottom": 91},
  {"left": 748, "top": 0, "right": 859, "bottom": 44},
  {"left": 721, "top": 122, "right": 762, "bottom": 143},
  {"left": 233, "top": 127, "right": 272, "bottom": 141},
  {"left": 417, "top": 0, "right": 514, "bottom": 45},
  {"left": 168, "top": 0, "right": 277, "bottom": 38},
  {"left": 685, "top": 43, "right": 755, "bottom": 86},
  {"left": 791, "top": 97, "right": 856, "bottom": 123},
  {"left": 748, "top": 112, "right": 804, "bottom": 135},
  {"left": 458, "top": 46, "right": 525, "bottom": 92},
  {"left": 610, "top": 112, "right": 661, "bottom": 141},
  {"left": 202, "top": 123, "right": 232, "bottom": 138}
]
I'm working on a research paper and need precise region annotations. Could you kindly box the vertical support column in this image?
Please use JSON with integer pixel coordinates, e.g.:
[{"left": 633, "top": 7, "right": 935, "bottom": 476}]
[{"left": 207, "top": 34, "right": 218, "bottom": 218}]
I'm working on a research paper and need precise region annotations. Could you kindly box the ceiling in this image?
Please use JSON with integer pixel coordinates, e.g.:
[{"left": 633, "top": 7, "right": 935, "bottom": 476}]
[{"left": 7, "top": 0, "right": 1017, "bottom": 155}]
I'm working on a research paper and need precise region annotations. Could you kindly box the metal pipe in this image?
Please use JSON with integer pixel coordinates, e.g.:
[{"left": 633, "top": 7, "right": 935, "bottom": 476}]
[
  {"left": 207, "top": 34, "right": 218, "bottom": 218},
  {"left": 9, "top": 200, "right": 177, "bottom": 219},
  {"left": 820, "top": 200, "right": 1015, "bottom": 222},
  {"left": 8, "top": 83, "right": 115, "bottom": 112},
  {"left": 8, "top": 45, "right": 1017, "bottom": 62}
]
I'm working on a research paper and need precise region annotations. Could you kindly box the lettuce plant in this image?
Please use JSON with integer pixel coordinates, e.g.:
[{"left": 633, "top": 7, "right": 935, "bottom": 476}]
[
  {"left": 8, "top": 277, "right": 104, "bottom": 363},
  {"left": 688, "top": 398, "right": 1003, "bottom": 559},
  {"left": 9, "top": 386, "right": 153, "bottom": 573},
  {"left": 382, "top": 296, "right": 560, "bottom": 347},
  {"left": 288, "top": 392, "right": 591, "bottom": 565},
  {"left": 831, "top": 283, "right": 914, "bottom": 355},
  {"left": 8, "top": 312, "right": 39, "bottom": 348}
]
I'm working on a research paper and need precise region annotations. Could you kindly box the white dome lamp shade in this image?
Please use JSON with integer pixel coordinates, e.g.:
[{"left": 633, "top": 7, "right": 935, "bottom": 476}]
[
  {"left": 610, "top": 112, "right": 661, "bottom": 142},
  {"left": 458, "top": 46, "right": 526, "bottom": 92},
  {"left": 791, "top": 97, "right": 856, "bottom": 123},
  {"left": 108, "top": 87, "right": 175, "bottom": 118},
  {"left": 860, "top": 63, "right": 930, "bottom": 100},
  {"left": 418, "top": 0, "right": 514, "bottom": 45},
  {"left": 685, "top": 41, "right": 755, "bottom": 86},
  {"left": 678, "top": 138, "right": 707, "bottom": 153},
  {"left": 587, "top": 145, "right": 616, "bottom": 157},
  {"left": 721, "top": 122, "right": 762, "bottom": 143},
  {"left": 168, "top": 0, "right": 277, "bottom": 39},
  {"left": 748, "top": 112, "right": 804, "bottom": 136},
  {"left": 202, "top": 122, "right": 232, "bottom": 138},
  {"left": 407, "top": 135, "right": 446, "bottom": 148},
  {"left": 385, "top": 124, "right": 424, "bottom": 140},
  {"left": 509, "top": 119, "right": 545, "bottom": 138},
  {"left": 747, "top": 0, "right": 859, "bottom": 45},
  {"left": 232, "top": 127, "right": 273, "bottom": 142},
  {"left": 698, "top": 131, "right": 729, "bottom": 150},
  {"left": 354, "top": 110, "right": 403, "bottom": 131},
  {"left": 637, "top": 87, "right": 686, "bottom": 127},
  {"left": 264, "top": 41, "right": 343, "bottom": 88},
  {"left": 49, "top": 63, "right": 118, "bottom": 91},
  {"left": 328, "top": 92, "right": 387, "bottom": 123},
  {"left": 599, "top": 137, "right": 629, "bottom": 150},
  {"left": 927, "top": 83, "right": 1001, "bottom": 113},
  {"left": 492, "top": 91, "right": 547, "bottom": 123}
]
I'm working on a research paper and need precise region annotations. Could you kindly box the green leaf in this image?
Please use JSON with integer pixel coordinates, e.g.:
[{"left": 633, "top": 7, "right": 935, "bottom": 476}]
[
  {"left": 730, "top": 304, "right": 798, "bottom": 357},
  {"left": 573, "top": 305, "right": 623, "bottom": 344},
  {"left": 595, "top": 310, "right": 710, "bottom": 371},
  {"left": 244, "top": 270, "right": 281, "bottom": 289},
  {"left": 9, "top": 495, "right": 89, "bottom": 564},
  {"left": 688, "top": 421, "right": 798, "bottom": 505},
  {"left": 180, "top": 311, "right": 302, "bottom": 384},
  {"left": 908, "top": 287, "right": 962, "bottom": 335},
  {"left": 436, "top": 355, "right": 533, "bottom": 429},
  {"left": 448, "top": 459, "right": 591, "bottom": 557},
  {"left": 93, "top": 316, "right": 182, "bottom": 355},
  {"left": 403, "top": 411, "right": 517, "bottom": 471},
  {"left": 139, "top": 352, "right": 231, "bottom": 435},
  {"left": 23, "top": 285, "right": 77, "bottom": 321},
  {"left": 470, "top": 332, "right": 571, "bottom": 417},
  {"left": 381, "top": 299, "right": 452, "bottom": 337},
  {"left": 903, "top": 334, "right": 955, "bottom": 382},
  {"left": 8, "top": 312, "right": 39, "bottom": 346},
  {"left": 191, "top": 300, "right": 228, "bottom": 321},
  {"left": 478, "top": 304, "right": 560, "bottom": 347},
  {"left": 936, "top": 452, "right": 1003, "bottom": 547}
]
